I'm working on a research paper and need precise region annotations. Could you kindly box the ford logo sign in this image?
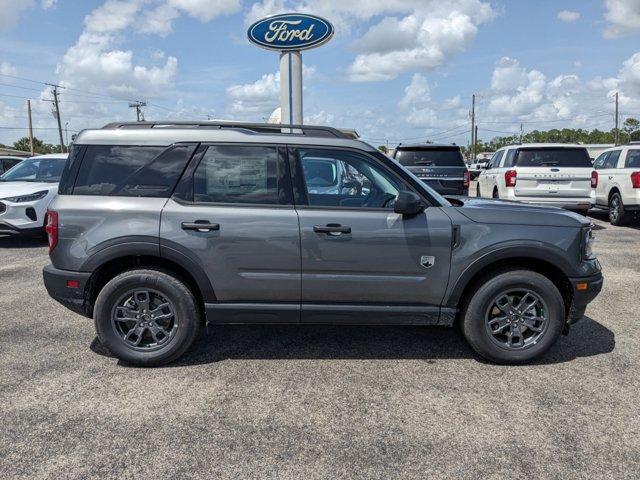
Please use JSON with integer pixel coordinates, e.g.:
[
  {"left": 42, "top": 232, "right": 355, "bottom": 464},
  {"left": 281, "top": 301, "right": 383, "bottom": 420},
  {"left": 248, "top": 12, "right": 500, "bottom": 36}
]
[{"left": 247, "top": 13, "right": 334, "bottom": 51}]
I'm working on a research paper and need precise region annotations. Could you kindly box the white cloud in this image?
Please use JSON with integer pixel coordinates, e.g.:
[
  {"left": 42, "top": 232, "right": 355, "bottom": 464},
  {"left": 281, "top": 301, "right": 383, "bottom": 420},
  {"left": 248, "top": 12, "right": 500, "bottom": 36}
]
[
  {"left": 604, "top": 0, "right": 640, "bottom": 37},
  {"left": 41, "top": 0, "right": 56, "bottom": 8},
  {"left": 0, "top": 61, "right": 17, "bottom": 77},
  {"left": 245, "top": 0, "right": 495, "bottom": 82},
  {"left": 557, "top": 10, "right": 580, "bottom": 23},
  {"left": 227, "top": 72, "right": 280, "bottom": 115},
  {"left": 225, "top": 66, "right": 315, "bottom": 117},
  {"left": 140, "top": 0, "right": 241, "bottom": 36},
  {"left": 349, "top": 2, "right": 495, "bottom": 81},
  {"left": 0, "top": 0, "right": 35, "bottom": 30}
]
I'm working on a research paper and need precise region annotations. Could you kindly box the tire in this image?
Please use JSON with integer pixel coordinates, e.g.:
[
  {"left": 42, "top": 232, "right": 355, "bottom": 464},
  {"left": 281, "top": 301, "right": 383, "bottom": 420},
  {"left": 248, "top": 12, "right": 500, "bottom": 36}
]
[
  {"left": 94, "top": 269, "right": 201, "bottom": 367},
  {"left": 492, "top": 188, "right": 499, "bottom": 199},
  {"left": 461, "top": 269, "right": 564, "bottom": 364},
  {"left": 476, "top": 184, "right": 481, "bottom": 198},
  {"left": 608, "top": 192, "right": 630, "bottom": 226}
]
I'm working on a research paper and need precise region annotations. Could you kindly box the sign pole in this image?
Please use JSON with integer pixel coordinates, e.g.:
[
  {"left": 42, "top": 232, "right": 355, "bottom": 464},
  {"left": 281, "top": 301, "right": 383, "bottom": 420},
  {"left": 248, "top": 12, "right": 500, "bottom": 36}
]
[{"left": 280, "top": 51, "right": 303, "bottom": 127}]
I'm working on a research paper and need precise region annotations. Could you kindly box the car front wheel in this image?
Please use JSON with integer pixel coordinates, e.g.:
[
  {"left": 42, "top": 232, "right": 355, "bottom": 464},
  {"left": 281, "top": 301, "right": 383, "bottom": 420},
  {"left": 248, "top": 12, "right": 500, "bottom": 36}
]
[
  {"left": 94, "top": 269, "right": 200, "bottom": 367},
  {"left": 461, "top": 269, "right": 564, "bottom": 364}
]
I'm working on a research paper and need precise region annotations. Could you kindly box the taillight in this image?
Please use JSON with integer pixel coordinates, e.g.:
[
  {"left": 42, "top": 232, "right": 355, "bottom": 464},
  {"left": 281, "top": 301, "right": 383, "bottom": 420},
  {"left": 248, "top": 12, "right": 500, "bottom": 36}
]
[
  {"left": 505, "top": 170, "right": 517, "bottom": 187},
  {"left": 591, "top": 171, "right": 598, "bottom": 188},
  {"left": 463, "top": 170, "right": 470, "bottom": 189},
  {"left": 45, "top": 210, "right": 58, "bottom": 253},
  {"left": 631, "top": 172, "right": 640, "bottom": 189}
]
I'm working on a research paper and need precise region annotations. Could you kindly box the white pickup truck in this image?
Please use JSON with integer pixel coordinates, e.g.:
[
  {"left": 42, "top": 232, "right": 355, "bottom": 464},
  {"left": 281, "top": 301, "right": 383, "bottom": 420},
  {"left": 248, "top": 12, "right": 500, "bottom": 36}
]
[
  {"left": 476, "top": 144, "right": 595, "bottom": 211},
  {"left": 591, "top": 144, "right": 640, "bottom": 225}
]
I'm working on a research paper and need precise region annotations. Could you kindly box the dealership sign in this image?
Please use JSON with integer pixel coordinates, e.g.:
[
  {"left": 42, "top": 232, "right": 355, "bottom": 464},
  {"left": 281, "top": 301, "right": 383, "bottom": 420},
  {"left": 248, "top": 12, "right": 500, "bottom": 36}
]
[{"left": 247, "top": 13, "right": 334, "bottom": 51}]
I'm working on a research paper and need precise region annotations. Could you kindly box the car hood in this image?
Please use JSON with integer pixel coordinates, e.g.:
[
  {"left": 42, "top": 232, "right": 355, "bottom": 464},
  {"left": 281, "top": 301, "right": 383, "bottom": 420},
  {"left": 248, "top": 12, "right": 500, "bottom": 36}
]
[
  {"left": 0, "top": 181, "right": 58, "bottom": 199},
  {"left": 446, "top": 196, "right": 590, "bottom": 228}
]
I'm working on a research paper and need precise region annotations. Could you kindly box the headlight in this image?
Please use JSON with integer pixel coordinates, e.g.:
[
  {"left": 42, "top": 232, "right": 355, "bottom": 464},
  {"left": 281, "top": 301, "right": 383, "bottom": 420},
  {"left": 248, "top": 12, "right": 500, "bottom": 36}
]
[
  {"left": 2, "top": 190, "right": 49, "bottom": 203},
  {"left": 583, "top": 225, "right": 595, "bottom": 259}
]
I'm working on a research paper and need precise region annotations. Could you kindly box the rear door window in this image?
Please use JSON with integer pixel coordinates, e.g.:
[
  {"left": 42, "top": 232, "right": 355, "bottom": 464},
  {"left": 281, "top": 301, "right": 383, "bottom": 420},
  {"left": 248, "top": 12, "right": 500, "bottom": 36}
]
[
  {"left": 192, "top": 145, "right": 285, "bottom": 205},
  {"left": 487, "top": 151, "right": 504, "bottom": 169},
  {"left": 593, "top": 152, "right": 609, "bottom": 170},
  {"left": 503, "top": 149, "right": 516, "bottom": 168},
  {"left": 73, "top": 145, "right": 195, "bottom": 196},
  {"left": 515, "top": 148, "right": 591, "bottom": 167},
  {"left": 626, "top": 150, "right": 640, "bottom": 168},
  {"left": 395, "top": 147, "right": 465, "bottom": 167},
  {"left": 604, "top": 150, "right": 621, "bottom": 169}
]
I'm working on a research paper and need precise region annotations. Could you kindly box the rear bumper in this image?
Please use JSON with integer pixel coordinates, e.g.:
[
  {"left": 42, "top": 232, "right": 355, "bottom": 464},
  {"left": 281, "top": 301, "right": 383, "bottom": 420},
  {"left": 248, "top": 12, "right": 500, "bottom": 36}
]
[
  {"left": 567, "top": 272, "right": 603, "bottom": 324},
  {"left": 43, "top": 264, "right": 92, "bottom": 317},
  {"left": 506, "top": 193, "right": 593, "bottom": 210}
]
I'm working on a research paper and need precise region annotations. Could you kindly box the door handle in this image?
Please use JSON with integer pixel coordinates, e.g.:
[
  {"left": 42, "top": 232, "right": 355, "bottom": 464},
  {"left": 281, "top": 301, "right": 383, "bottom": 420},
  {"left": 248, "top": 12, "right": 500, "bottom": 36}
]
[
  {"left": 313, "top": 224, "right": 351, "bottom": 234},
  {"left": 181, "top": 221, "right": 220, "bottom": 232}
]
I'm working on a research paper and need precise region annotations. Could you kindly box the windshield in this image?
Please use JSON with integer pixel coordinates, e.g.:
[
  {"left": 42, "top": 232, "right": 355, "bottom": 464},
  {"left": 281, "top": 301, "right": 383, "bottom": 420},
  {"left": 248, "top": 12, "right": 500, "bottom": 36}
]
[
  {"left": 395, "top": 147, "right": 465, "bottom": 167},
  {"left": 0, "top": 157, "right": 67, "bottom": 182},
  {"left": 515, "top": 148, "right": 591, "bottom": 167}
]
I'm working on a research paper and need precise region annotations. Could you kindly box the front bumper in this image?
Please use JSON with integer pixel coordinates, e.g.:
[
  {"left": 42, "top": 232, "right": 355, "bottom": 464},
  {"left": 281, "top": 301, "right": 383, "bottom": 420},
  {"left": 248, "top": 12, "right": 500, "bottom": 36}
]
[
  {"left": 43, "top": 264, "right": 92, "bottom": 317},
  {"left": 0, "top": 199, "right": 46, "bottom": 233},
  {"left": 567, "top": 272, "right": 604, "bottom": 324}
]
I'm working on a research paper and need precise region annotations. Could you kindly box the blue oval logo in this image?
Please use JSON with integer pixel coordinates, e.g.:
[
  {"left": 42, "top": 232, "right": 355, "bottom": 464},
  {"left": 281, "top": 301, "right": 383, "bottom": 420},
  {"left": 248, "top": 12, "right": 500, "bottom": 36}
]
[{"left": 248, "top": 13, "right": 334, "bottom": 51}]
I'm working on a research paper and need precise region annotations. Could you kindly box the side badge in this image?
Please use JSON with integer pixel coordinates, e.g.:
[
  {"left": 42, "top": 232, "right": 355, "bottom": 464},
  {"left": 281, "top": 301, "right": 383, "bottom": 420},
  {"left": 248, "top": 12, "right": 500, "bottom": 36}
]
[{"left": 420, "top": 256, "right": 435, "bottom": 269}]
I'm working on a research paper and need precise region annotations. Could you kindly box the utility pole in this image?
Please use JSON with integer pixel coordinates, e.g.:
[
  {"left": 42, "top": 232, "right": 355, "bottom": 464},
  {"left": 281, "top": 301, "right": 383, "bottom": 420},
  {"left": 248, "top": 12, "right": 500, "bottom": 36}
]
[
  {"left": 474, "top": 125, "right": 478, "bottom": 154},
  {"left": 614, "top": 92, "right": 619, "bottom": 146},
  {"left": 26, "top": 100, "right": 34, "bottom": 155},
  {"left": 47, "top": 84, "right": 66, "bottom": 153},
  {"left": 519, "top": 123, "right": 524, "bottom": 144},
  {"left": 129, "top": 101, "right": 147, "bottom": 122},
  {"left": 470, "top": 94, "right": 476, "bottom": 159}
]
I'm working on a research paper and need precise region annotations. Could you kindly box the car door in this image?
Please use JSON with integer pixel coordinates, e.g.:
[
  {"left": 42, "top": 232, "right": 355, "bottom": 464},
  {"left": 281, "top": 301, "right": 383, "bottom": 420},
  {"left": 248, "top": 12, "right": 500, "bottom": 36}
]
[
  {"left": 290, "top": 146, "right": 452, "bottom": 324},
  {"left": 593, "top": 151, "right": 610, "bottom": 205},
  {"left": 596, "top": 150, "right": 621, "bottom": 205},
  {"left": 160, "top": 144, "right": 301, "bottom": 323},
  {"left": 482, "top": 150, "right": 503, "bottom": 197}
]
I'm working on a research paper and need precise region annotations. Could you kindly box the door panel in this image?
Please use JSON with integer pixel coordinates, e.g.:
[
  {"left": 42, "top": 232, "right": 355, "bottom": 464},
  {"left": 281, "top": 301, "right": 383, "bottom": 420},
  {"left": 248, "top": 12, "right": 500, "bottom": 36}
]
[
  {"left": 297, "top": 207, "right": 452, "bottom": 307},
  {"left": 160, "top": 144, "right": 300, "bottom": 306},
  {"left": 161, "top": 200, "right": 300, "bottom": 303}
]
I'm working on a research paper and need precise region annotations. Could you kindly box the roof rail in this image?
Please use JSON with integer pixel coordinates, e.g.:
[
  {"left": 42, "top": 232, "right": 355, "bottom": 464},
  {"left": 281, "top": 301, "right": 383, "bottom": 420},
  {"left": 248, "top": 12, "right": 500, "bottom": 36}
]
[{"left": 100, "top": 120, "right": 351, "bottom": 139}]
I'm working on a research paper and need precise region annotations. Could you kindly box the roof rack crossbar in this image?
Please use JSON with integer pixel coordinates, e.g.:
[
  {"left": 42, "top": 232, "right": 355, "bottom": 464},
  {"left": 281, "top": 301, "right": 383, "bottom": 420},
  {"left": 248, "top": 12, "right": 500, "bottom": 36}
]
[{"left": 101, "top": 121, "right": 351, "bottom": 139}]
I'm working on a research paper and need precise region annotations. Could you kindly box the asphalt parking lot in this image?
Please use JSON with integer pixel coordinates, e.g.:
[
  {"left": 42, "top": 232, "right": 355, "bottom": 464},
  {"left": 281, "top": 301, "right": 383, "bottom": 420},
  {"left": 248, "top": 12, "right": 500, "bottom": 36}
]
[{"left": 1, "top": 199, "right": 639, "bottom": 479}]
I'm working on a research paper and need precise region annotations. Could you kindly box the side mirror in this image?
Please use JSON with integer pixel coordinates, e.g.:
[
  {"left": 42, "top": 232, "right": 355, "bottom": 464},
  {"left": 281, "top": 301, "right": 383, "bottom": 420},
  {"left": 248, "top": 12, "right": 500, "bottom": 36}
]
[{"left": 394, "top": 191, "right": 424, "bottom": 216}]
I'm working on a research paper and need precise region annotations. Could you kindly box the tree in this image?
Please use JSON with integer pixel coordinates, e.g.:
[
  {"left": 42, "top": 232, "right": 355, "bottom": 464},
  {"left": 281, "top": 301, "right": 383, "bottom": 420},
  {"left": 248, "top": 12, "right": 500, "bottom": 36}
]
[
  {"left": 377, "top": 145, "right": 389, "bottom": 154},
  {"left": 12, "top": 136, "right": 62, "bottom": 154},
  {"left": 623, "top": 117, "right": 640, "bottom": 142}
]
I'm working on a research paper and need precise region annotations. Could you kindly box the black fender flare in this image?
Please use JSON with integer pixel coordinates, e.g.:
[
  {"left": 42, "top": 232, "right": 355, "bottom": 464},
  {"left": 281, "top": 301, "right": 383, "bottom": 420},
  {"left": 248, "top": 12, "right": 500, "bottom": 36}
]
[
  {"left": 444, "top": 244, "right": 575, "bottom": 308},
  {"left": 79, "top": 236, "right": 216, "bottom": 303}
]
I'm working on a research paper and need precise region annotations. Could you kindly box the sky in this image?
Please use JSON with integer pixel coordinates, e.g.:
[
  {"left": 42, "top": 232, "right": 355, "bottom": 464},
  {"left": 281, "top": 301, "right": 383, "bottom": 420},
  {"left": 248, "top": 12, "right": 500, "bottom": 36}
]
[{"left": 0, "top": 0, "right": 639, "bottom": 148}]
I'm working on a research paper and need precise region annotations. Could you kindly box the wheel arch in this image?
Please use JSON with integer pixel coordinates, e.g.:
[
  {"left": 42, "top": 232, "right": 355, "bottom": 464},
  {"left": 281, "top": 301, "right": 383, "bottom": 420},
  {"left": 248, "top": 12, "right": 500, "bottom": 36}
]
[
  {"left": 83, "top": 246, "right": 215, "bottom": 318},
  {"left": 447, "top": 253, "right": 574, "bottom": 320}
]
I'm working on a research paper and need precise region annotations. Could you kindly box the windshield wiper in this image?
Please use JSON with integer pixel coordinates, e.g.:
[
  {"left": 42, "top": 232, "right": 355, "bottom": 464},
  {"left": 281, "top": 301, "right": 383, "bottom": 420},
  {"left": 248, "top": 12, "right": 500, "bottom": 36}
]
[{"left": 413, "top": 161, "right": 434, "bottom": 166}]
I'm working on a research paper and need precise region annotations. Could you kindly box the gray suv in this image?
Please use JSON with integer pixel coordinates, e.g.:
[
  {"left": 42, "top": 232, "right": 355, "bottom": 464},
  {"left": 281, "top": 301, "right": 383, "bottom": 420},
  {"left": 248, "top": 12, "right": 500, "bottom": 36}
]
[{"left": 43, "top": 121, "right": 603, "bottom": 367}]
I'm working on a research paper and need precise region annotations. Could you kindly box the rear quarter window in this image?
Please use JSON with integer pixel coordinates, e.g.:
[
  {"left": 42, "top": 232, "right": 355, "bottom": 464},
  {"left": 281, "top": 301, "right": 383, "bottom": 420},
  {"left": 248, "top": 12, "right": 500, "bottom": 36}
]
[
  {"left": 72, "top": 144, "right": 196, "bottom": 197},
  {"left": 626, "top": 150, "right": 640, "bottom": 168},
  {"left": 395, "top": 147, "right": 465, "bottom": 167},
  {"left": 515, "top": 148, "right": 591, "bottom": 168}
]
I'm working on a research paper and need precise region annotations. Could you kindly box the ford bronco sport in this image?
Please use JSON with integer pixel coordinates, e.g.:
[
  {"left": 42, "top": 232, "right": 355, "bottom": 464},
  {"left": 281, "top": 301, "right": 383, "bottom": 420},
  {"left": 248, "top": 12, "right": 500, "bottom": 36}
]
[{"left": 43, "top": 121, "right": 603, "bottom": 367}]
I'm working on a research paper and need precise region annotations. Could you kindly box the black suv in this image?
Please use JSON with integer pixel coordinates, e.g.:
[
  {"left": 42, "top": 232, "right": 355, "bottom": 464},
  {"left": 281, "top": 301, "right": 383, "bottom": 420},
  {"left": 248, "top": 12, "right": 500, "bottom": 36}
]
[{"left": 393, "top": 144, "right": 469, "bottom": 196}]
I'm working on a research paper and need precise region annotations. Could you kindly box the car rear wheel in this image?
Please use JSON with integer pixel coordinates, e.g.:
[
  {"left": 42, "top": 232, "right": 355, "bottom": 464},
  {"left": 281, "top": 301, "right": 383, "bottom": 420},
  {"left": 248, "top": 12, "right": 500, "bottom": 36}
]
[
  {"left": 608, "top": 192, "right": 630, "bottom": 226},
  {"left": 492, "top": 188, "right": 499, "bottom": 199},
  {"left": 461, "top": 269, "right": 564, "bottom": 364},
  {"left": 94, "top": 268, "right": 200, "bottom": 367},
  {"left": 476, "top": 184, "right": 481, "bottom": 197}
]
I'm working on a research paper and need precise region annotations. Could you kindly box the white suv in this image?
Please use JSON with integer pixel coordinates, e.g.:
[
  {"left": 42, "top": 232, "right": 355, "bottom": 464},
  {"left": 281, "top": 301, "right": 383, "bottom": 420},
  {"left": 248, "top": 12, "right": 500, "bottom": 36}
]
[
  {"left": 591, "top": 145, "right": 640, "bottom": 225},
  {"left": 476, "top": 144, "right": 595, "bottom": 211}
]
